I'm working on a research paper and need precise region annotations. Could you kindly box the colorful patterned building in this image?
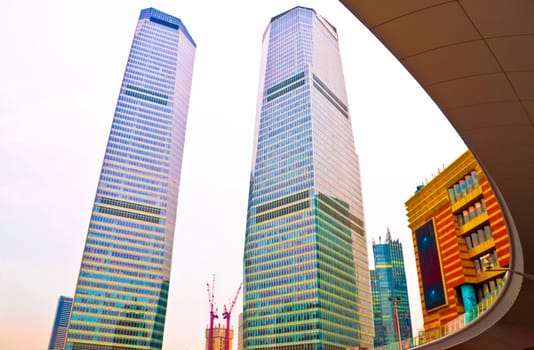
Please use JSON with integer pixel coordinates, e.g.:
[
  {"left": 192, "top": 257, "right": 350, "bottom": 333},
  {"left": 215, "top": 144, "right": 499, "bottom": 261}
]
[{"left": 405, "top": 150, "right": 510, "bottom": 333}]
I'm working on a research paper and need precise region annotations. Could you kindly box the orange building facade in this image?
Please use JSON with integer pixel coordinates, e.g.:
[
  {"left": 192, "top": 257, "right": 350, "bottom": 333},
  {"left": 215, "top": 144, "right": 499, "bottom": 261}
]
[
  {"left": 405, "top": 150, "right": 510, "bottom": 332},
  {"left": 205, "top": 326, "right": 233, "bottom": 350}
]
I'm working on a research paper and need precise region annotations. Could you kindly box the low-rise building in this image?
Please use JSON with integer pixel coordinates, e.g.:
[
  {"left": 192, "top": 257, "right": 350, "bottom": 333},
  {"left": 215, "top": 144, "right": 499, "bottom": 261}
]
[{"left": 405, "top": 150, "right": 510, "bottom": 334}]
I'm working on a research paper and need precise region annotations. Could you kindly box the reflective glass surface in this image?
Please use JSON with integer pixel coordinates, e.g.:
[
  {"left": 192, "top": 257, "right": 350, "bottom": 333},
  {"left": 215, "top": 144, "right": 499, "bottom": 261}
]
[
  {"left": 243, "top": 7, "right": 373, "bottom": 349},
  {"left": 65, "top": 8, "right": 195, "bottom": 350}
]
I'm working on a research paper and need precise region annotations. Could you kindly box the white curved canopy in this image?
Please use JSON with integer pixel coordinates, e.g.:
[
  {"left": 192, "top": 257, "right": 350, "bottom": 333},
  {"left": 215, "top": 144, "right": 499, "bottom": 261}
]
[{"left": 339, "top": 0, "right": 534, "bottom": 348}]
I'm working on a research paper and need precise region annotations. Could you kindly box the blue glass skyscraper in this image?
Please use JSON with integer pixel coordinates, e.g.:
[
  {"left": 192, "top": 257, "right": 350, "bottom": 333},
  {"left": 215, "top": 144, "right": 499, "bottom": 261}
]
[
  {"left": 370, "top": 230, "right": 412, "bottom": 348},
  {"left": 65, "top": 8, "right": 195, "bottom": 350},
  {"left": 242, "top": 7, "right": 373, "bottom": 349},
  {"left": 48, "top": 296, "right": 73, "bottom": 350}
]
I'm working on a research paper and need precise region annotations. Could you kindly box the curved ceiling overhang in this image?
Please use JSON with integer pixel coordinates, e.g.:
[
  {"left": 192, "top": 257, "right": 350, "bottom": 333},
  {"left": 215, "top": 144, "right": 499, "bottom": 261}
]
[{"left": 339, "top": 0, "right": 534, "bottom": 348}]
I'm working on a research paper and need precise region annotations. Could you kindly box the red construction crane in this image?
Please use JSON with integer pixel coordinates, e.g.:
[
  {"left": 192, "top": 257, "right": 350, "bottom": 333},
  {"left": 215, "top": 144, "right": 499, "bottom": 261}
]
[
  {"left": 222, "top": 282, "right": 243, "bottom": 350},
  {"left": 206, "top": 274, "right": 218, "bottom": 350}
]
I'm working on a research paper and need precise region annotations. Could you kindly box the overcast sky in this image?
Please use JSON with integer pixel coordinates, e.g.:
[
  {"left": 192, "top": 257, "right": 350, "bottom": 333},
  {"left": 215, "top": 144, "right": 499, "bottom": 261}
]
[{"left": 0, "top": 1, "right": 468, "bottom": 349}]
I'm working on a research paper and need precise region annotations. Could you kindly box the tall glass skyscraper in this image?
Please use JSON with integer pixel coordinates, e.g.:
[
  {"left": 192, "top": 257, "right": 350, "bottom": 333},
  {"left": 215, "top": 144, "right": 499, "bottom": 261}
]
[
  {"left": 242, "top": 7, "right": 373, "bottom": 349},
  {"left": 65, "top": 8, "right": 195, "bottom": 350},
  {"left": 370, "top": 230, "right": 412, "bottom": 348},
  {"left": 48, "top": 296, "right": 73, "bottom": 350}
]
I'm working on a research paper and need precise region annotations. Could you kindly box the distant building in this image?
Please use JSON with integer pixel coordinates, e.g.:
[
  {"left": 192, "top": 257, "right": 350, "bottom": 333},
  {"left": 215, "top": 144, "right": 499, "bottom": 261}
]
[
  {"left": 405, "top": 150, "right": 510, "bottom": 333},
  {"left": 370, "top": 230, "right": 412, "bottom": 348},
  {"left": 48, "top": 296, "right": 73, "bottom": 350},
  {"left": 237, "top": 312, "right": 243, "bottom": 350},
  {"left": 205, "top": 326, "right": 233, "bottom": 350}
]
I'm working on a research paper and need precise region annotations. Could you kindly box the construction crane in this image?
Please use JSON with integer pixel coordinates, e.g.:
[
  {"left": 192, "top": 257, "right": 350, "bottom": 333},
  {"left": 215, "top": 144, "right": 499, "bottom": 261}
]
[
  {"left": 206, "top": 274, "right": 218, "bottom": 350},
  {"left": 222, "top": 282, "right": 243, "bottom": 350}
]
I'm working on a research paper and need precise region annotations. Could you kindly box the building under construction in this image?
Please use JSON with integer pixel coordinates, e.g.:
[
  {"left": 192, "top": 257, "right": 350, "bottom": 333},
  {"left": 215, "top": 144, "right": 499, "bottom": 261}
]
[
  {"left": 205, "top": 275, "right": 242, "bottom": 350},
  {"left": 205, "top": 325, "right": 234, "bottom": 350}
]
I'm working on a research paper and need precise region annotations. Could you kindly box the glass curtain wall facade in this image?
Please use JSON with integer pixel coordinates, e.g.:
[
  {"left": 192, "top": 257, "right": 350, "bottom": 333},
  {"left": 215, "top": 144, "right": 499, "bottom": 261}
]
[
  {"left": 65, "top": 8, "right": 195, "bottom": 350},
  {"left": 48, "top": 296, "right": 73, "bottom": 350},
  {"left": 243, "top": 7, "right": 373, "bottom": 350},
  {"left": 370, "top": 231, "right": 412, "bottom": 348}
]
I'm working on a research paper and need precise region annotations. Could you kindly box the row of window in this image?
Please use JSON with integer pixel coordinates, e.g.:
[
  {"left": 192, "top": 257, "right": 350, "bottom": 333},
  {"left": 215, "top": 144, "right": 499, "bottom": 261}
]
[
  {"left": 255, "top": 131, "right": 311, "bottom": 164},
  {"left": 245, "top": 242, "right": 315, "bottom": 269},
  {"left": 110, "top": 123, "right": 171, "bottom": 144},
  {"left": 101, "top": 167, "right": 168, "bottom": 188},
  {"left": 253, "top": 158, "right": 313, "bottom": 191},
  {"left": 254, "top": 150, "right": 312, "bottom": 181},
  {"left": 76, "top": 279, "right": 164, "bottom": 297},
  {"left": 103, "top": 161, "right": 169, "bottom": 181},
  {"left": 97, "top": 196, "right": 161, "bottom": 215},
  {"left": 246, "top": 261, "right": 316, "bottom": 284},
  {"left": 74, "top": 297, "right": 157, "bottom": 315},
  {"left": 84, "top": 237, "right": 166, "bottom": 260},
  {"left": 69, "top": 323, "right": 150, "bottom": 338},
  {"left": 124, "top": 89, "right": 168, "bottom": 106},
  {"left": 252, "top": 178, "right": 314, "bottom": 205},
  {"left": 115, "top": 107, "right": 171, "bottom": 129},
  {"left": 103, "top": 154, "right": 168, "bottom": 175},
  {"left": 259, "top": 91, "right": 310, "bottom": 126},
  {"left": 246, "top": 319, "right": 317, "bottom": 336},
  {"left": 96, "top": 188, "right": 165, "bottom": 208},
  {"left": 448, "top": 170, "right": 480, "bottom": 204},
  {"left": 246, "top": 270, "right": 316, "bottom": 292},
  {"left": 258, "top": 110, "right": 310, "bottom": 141},
  {"left": 256, "top": 129, "right": 311, "bottom": 161},
  {"left": 98, "top": 179, "right": 168, "bottom": 200},
  {"left": 99, "top": 175, "right": 168, "bottom": 195},
  {"left": 68, "top": 332, "right": 149, "bottom": 346},
  {"left": 123, "top": 67, "right": 174, "bottom": 90},
  {"left": 83, "top": 255, "right": 165, "bottom": 275},
  {"left": 260, "top": 86, "right": 307, "bottom": 120},
  {"left": 112, "top": 117, "right": 170, "bottom": 138},
  {"left": 89, "top": 223, "right": 164, "bottom": 245},
  {"left": 79, "top": 271, "right": 163, "bottom": 289},
  {"left": 255, "top": 200, "right": 310, "bottom": 223},
  {"left": 130, "top": 40, "right": 177, "bottom": 61},
  {"left": 71, "top": 305, "right": 154, "bottom": 320},
  {"left": 87, "top": 232, "right": 168, "bottom": 256},
  {"left": 84, "top": 246, "right": 165, "bottom": 266},
  {"left": 246, "top": 233, "right": 315, "bottom": 263},
  {"left": 128, "top": 51, "right": 176, "bottom": 71},
  {"left": 246, "top": 289, "right": 317, "bottom": 308},
  {"left": 456, "top": 198, "right": 486, "bottom": 226},
  {"left": 257, "top": 137, "right": 309, "bottom": 176},
  {"left": 254, "top": 142, "right": 312, "bottom": 173},
  {"left": 93, "top": 205, "right": 161, "bottom": 225},
  {"left": 125, "top": 58, "right": 174, "bottom": 82},
  {"left": 466, "top": 225, "right": 493, "bottom": 249},
  {"left": 245, "top": 251, "right": 315, "bottom": 281},
  {"left": 108, "top": 135, "right": 169, "bottom": 158},
  {"left": 137, "top": 26, "right": 179, "bottom": 50},
  {"left": 90, "top": 214, "right": 164, "bottom": 233},
  {"left": 76, "top": 287, "right": 161, "bottom": 305},
  {"left": 246, "top": 211, "right": 312, "bottom": 237},
  {"left": 118, "top": 95, "right": 171, "bottom": 114},
  {"left": 245, "top": 232, "right": 314, "bottom": 259},
  {"left": 109, "top": 128, "right": 169, "bottom": 149},
  {"left": 316, "top": 253, "right": 357, "bottom": 284}
]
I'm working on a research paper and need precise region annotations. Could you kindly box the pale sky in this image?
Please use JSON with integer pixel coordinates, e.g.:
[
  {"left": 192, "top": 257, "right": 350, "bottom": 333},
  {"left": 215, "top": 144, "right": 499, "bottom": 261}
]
[{"left": 0, "top": 1, "right": 467, "bottom": 349}]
